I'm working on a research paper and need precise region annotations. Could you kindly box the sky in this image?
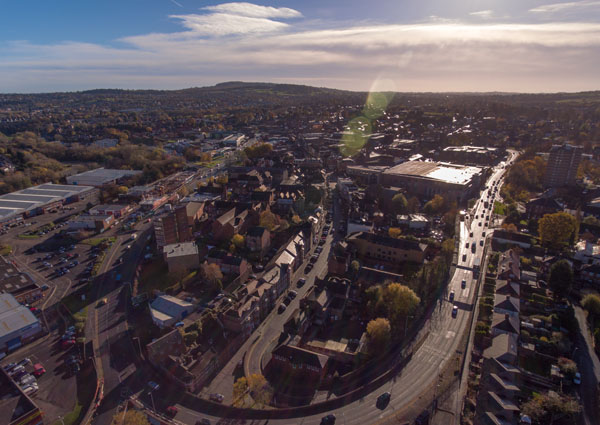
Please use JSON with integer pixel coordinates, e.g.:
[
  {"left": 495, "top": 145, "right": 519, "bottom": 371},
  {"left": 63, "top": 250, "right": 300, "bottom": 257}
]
[{"left": 1, "top": 0, "right": 600, "bottom": 93}]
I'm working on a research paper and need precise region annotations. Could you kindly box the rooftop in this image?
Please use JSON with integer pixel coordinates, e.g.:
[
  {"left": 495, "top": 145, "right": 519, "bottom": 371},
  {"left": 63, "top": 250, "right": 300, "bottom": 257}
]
[
  {"left": 66, "top": 167, "right": 141, "bottom": 186},
  {"left": 163, "top": 242, "right": 199, "bottom": 258},
  {"left": 383, "top": 161, "right": 482, "bottom": 185},
  {"left": 0, "top": 293, "right": 39, "bottom": 339}
]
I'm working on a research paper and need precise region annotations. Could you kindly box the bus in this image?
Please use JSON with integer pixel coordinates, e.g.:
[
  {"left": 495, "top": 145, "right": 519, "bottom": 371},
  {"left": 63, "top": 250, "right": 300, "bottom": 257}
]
[{"left": 473, "top": 257, "right": 481, "bottom": 279}]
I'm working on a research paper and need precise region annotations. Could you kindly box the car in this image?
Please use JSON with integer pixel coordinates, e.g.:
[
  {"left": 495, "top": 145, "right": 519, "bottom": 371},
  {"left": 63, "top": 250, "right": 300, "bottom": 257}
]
[
  {"left": 22, "top": 383, "right": 39, "bottom": 394},
  {"left": 3, "top": 362, "right": 17, "bottom": 372},
  {"left": 33, "top": 364, "right": 46, "bottom": 377},
  {"left": 320, "top": 414, "right": 336, "bottom": 424},
  {"left": 70, "top": 363, "right": 80, "bottom": 374},
  {"left": 305, "top": 264, "right": 313, "bottom": 274},
  {"left": 148, "top": 381, "right": 160, "bottom": 391},
  {"left": 574, "top": 372, "right": 581, "bottom": 385},
  {"left": 283, "top": 296, "right": 292, "bottom": 306},
  {"left": 452, "top": 305, "right": 458, "bottom": 318},
  {"left": 479, "top": 240, "right": 484, "bottom": 246},
  {"left": 8, "top": 365, "right": 25, "bottom": 376},
  {"left": 469, "top": 232, "right": 474, "bottom": 237},
  {"left": 297, "top": 278, "right": 306, "bottom": 287},
  {"left": 478, "top": 222, "right": 482, "bottom": 226},
  {"left": 461, "top": 279, "right": 466, "bottom": 289},
  {"left": 278, "top": 304, "right": 287, "bottom": 314},
  {"left": 482, "top": 231, "right": 486, "bottom": 237},
  {"left": 19, "top": 374, "right": 36, "bottom": 386},
  {"left": 166, "top": 406, "right": 178, "bottom": 417},
  {"left": 289, "top": 290, "right": 298, "bottom": 299},
  {"left": 61, "top": 339, "right": 76, "bottom": 349},
  {"left": 196, "top": 419, "right": 211, "bottom": 425},
  {"left": 449, "top": 290, "right": 455, "bottom": 302},
  {"left": 17, "top": 358, "right": 31, "bottom": 367},
  {"left": 376, "top": 392, "right": 391, "bottom": 409},
  {"left": 462, "top": 254, "right": 467, "bottom": 262},
  {"left": 174, "top": 321, "right": 185, "bottom": 328},
  {"left": 97, "top": 298, "right": 107, "bottom": 307},
  {"left": 209, "top": 393, "right": 224, "bottom": 403},
  {"left": 465, "top": 242, "right": 469, "bottom": 248},
  {"left": 41, "top": 284, "right": 49, "bottom": 291}
]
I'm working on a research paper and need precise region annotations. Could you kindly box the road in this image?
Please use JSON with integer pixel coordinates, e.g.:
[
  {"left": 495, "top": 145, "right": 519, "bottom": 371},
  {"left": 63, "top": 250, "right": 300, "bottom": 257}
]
[{"left": 171, "top": 155, "right": 516, "bottom": 425}]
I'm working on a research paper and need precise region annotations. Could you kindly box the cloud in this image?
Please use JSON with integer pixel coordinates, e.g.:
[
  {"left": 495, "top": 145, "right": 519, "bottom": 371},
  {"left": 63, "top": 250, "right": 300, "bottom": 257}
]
[
  {"left": 201, "top": 2, "right": 302, "bottom": 19},
  {"left": 529, "top": 1, "right": 600, "bottom": 13},
  {"left": 168, "top": 12, "right": 290, "bottom": 36},
  {"left": 2, "top": 5, "right": 600, "bottom": 93},
  {"left": 469, "top": 10, "right": 493, "bottom": 18}
]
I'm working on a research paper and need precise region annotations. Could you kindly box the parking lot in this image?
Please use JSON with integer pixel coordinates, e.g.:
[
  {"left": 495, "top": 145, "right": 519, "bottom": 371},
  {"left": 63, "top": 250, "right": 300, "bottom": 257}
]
[{"left": 1, "top": 328, "right": 81, "bottom": 423}]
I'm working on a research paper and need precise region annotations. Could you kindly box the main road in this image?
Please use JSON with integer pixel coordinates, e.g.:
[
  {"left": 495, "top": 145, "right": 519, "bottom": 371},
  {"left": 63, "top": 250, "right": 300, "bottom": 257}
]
[{"left": 172, "top": 153, "right": 517, "bottom": 425}]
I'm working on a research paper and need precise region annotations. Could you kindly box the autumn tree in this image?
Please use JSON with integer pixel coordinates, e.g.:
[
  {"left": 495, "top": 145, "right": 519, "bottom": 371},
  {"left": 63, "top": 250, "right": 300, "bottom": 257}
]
[
  {"left": 111, "top": 409, "right": 150, "bottom": 425},
  {"left": 388, "top": 227, "right": 402, "bottom": 239},
  {"left": 423, "top": 194, "right": 445, "bottom": 214},
  {"left": 259, "top": 209, "right": 279, "bottom": 231},
  {"left": 233, "top": 374, "right": 272, "bottom": 407},
  {"left": 548, "top": 259, "right": 573, "bottom": 299},
  {"left": 520, "top": 391, "right": 580, "bottom": 424},
  {"left": 366, "top": 318, "right": 391, "bottom": 355},
  {"left": 201, "top": 262, "right": 223, "bottom": 293},
  {"left": 391, "top": 193, "right": 408, "bottom": 214},
  {"left": 381, "top": 283, "right": 420, "bottom": 330},
  {"left": 538, "top": 212, "right": 577, "bottom": 249},
  {"left": 232, "top": 234, "right": 245, "bottom": 249}
]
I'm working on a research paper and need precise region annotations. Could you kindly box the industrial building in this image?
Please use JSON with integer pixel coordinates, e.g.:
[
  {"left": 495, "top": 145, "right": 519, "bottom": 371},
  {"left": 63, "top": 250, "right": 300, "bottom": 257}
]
[
  {"left": 0, "top": 257, "right": 41, "bottom": 305},
  {"left": 0, "top": 183, "right": 97, "bottom": 228},
  {"left": 66, "top": 167, "right": 141, "bottom": 187},
  {"left": 380, "top": 161, "right": 483, "bottom": 202},
  {"left": 0, "top": 293, "right": 42, "bottom": 353}
]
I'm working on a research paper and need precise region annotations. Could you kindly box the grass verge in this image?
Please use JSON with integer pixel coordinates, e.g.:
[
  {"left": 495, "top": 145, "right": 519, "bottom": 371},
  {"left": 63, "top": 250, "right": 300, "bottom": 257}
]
[{"left": 81, "top": 236, "right": 116, "bottom": 246}]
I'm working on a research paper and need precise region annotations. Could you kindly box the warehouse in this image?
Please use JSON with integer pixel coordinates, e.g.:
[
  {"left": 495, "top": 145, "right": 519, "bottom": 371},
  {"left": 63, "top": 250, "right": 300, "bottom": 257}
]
[
  {"left": 66, "top": 167, "right": 141, "bottom": 186},
  {"left": 380, "top": 161, "right": 484, "bottom": 202},
  {"left": 0, "top": 293, "right": 42, "bottom": 353},
  {"left": 0, "top": 183, "right": 97, "bottom": 228}
]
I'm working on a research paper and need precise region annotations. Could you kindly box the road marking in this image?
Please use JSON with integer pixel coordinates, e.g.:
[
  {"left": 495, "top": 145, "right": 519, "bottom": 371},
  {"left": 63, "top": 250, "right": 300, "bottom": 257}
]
[{"left": 445, "top": 331, "right": 456, "bottom": 339}]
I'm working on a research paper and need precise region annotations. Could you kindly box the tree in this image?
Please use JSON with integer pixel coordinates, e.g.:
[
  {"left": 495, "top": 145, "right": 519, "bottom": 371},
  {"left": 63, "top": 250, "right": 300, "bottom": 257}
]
[
  {"left": 350, "top": 260, "right": 360, "bottom": 275},
  {"left": 582, "top": 293, "right": 600, "bottom": 329},
  {"left": 201, "top": 262, "right": 223, "bottom": 293},
  {"left": 548, "top": 259, "right": 573, "bottom": 299},
  {"left": 388, "top": 227, "right": 402, "bottom": 238},
  {"left": 521, "top": 391, "right": 580, "bottom": 424},
  {"left": 259, "top": 209, "right": 279, "bottom": 231},
  {"left": 391, "top": 193, "right": 408, "bottom": 214},
  {"left": 381, "top": 283, "right": 420, "bottom": 327},
  {"left": 441, "top": 238, "right": 454, "bottom": 264},
  {"left": 232, "top": 234, "right": 245, "bottom": 249},
  {"left": 366, "top": 318, "right": 391, "bottom": 354},
  {"left": 111, "top": 409, "right": 150, "bottom": 425},
  {"left": 183, "top": 331, "right": 198, "bottom": 346},
  {"left": 233, "top": 374, "right": 272, "bottom": 407},
  {"left": 423, "top": 194, "right": 445, "bottom": 214},
  {"left": 538, "top": 212, "right": 577, "bottom": 249}
]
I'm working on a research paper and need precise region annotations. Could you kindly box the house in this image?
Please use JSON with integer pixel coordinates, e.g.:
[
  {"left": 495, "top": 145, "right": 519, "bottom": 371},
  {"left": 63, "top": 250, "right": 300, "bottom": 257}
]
[
  {"left": 147, "top": 328, "right": 187, "bottom": 366},
  {"left": 163, "top": 242, "right": 199, "bottom": 274},
  {"left": 347, "top": 231, "right": 428, "bottom": 268},
  {"left": 495, "top": 280, "right": 520, "bottom": 298},
  {"left": 573, "top": 240, "right": 600, "bottom": 265},
  {"left": 491, "top": 313, "right": 520, "bottom": 337},
  {"left": 246, "top": 226, "right": 270, "bottom": 255},
  {"left": 497, "top": 249, "right": 521, "bottom": 282},
  {"left": 396, "top": 214, "right": 430, "bottom": 230},
  {"left": 492, "top": 230, "right": 533, "bottom": 249},
  {"left": 261, "top": 263, "right": 292, "bottom": 297},
  {"left": 149, "top": 295, "right": 195, "bottom": 328},
  {"left": 494, "top": 295, "right": 520, "bottom": 318},
  {"left": 269, "top": 344, "right": 328, "bottom": 382},
  {"left": 525, "top": 197, "right": 562, "bottom": 219},
  {"left": 580, "top": 263, "right": 600, "bottom": 285},
  {"left": 212, "top": 207, "right": 248, "bottom": 241},
  {"left": 206, "top": 251, "right": 249, "bottom": 280}
]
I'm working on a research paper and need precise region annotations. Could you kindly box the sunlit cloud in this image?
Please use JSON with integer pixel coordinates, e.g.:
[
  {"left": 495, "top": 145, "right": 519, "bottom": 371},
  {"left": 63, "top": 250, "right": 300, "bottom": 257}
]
[
  {"left": 529, "top": 0, "right": 600, "bottom": 13},
  {"left": 1, "top": 2, "right": 600, "bottom": 93},
  {"left": 469, "top": 10, "right": 493, "bottom": 18},
  {"left": 201, "top": 2, "right": 302, "bottom": 19}
]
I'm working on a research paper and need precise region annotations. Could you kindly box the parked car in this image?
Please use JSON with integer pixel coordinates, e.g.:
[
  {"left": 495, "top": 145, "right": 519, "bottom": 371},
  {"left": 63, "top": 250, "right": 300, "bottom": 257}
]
[
  {"left": 376, "top": 392, "right": 391, "bottom": 409},
  {"left": 19, "top": 374, "right": 36, "bottom": 387},
  {"left": 196, "top": 419, "right": 211, "bottom": 425},
  {"left": 297, "top": 278, "right": 306, "bottom": 287},
  {"left": 209, "top": 393, "right": 224, "bottom": 403},
  {"left": 17, "top": 358, "right": 31, "bottom": 367},
  {"left": 278, "top": 304, "right": 287, "bottom": 314},
  {"left": 166, "top": 406, "right": 178, "bottom": 417},
  {"left": 33, "top": 364, "right": 46, "bottom": 377},
  {"left": 321, "top": 414, "right": 336, "bottom": 424},
  {"left": 61, "top": 339, "right": 76, "bottom": 349}
]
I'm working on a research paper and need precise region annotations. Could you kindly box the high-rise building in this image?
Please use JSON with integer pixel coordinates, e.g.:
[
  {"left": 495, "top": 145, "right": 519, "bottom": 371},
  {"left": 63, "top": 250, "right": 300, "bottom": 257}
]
[
  {"left": 153, "top": 202, "right": 204, "bottom": 248},
  {"left": 544, "top": 143, "right": 582, "bottom": 188}
]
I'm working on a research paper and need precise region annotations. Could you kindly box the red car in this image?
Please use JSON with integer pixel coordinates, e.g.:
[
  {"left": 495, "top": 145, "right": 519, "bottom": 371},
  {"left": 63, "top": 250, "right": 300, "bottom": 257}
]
[
  {"left": 33, "top": 363, "right": 46, "bottom": 377},
  {"left": 61, "top": 339, "right": 76, "bottom": 348},
  {"left": 166, "top": 406, "right": 178, "bottom": 417}
]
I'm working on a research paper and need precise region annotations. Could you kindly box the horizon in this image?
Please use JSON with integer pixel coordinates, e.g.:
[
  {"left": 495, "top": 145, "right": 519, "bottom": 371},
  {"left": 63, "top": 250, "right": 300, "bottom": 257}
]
[
  {"left": 2, "top": 1, "right": 600, "bottom": 93},
  {"left": 2, "top": 80, "right": 600, "bottom": 96}
]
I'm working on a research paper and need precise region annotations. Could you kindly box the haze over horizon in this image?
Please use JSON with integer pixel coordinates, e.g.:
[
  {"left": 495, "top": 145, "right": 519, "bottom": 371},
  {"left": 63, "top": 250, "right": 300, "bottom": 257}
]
[{"left": 2, "top": 0, "right": 600, "bottom": 93}]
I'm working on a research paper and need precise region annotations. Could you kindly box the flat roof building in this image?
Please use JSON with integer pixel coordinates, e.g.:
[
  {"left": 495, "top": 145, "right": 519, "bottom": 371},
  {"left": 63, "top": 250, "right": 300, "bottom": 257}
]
[
  {"left": 66, "top": 167, "right": 142, "bottom": 187},
  {"left": 381, "top": 161, "right": 483, "bottom": 202},
  {"left": 0, "top": 293, "right": 42, "bottom": 353},
  {"left": 0, "top": 368, "right": 43, "bottom": 425},
  {"left": 0, "top": 183, "right": 97, "bottom": 226}
]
